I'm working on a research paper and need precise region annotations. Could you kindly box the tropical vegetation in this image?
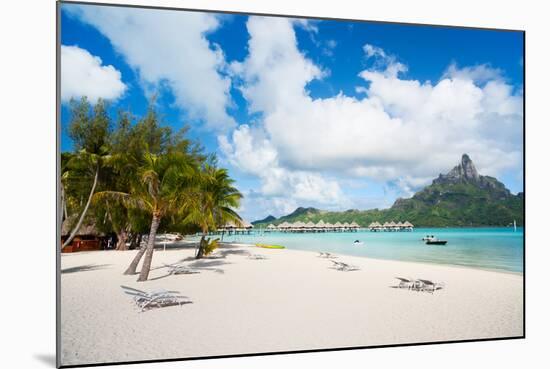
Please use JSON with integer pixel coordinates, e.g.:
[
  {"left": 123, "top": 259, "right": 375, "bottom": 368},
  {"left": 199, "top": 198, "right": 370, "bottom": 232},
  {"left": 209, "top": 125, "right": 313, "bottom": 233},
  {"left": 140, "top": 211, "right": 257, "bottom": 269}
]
[{"left": 61, "top": 97, "right": 243, "bottom": 281}]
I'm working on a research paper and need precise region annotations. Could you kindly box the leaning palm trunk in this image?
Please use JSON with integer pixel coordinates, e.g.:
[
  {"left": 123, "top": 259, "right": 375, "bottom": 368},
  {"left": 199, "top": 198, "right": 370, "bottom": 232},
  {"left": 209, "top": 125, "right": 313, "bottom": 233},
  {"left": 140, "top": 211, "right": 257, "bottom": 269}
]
[
  {"left": 196, "top": 232, "right": 207, "bottom": 259},
  {"left": 62, "top": 166, "right": 99, "bottom": 248},
  {"left": 137, "top": 214, "right": 161, "bottom": 282},
  {"left": 60, "top": 182, "right": 67, "bottom": 224},
  {"left": 124, "top": 240, "right": 146, "bottom": 275},
  {"left": 115, "top": 228, "right": 129, "bottom": 251}
]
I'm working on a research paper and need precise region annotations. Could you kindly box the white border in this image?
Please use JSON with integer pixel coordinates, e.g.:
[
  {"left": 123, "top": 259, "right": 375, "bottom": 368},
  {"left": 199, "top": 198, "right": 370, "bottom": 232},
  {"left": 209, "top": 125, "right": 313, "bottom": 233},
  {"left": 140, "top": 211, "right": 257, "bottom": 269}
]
[{"left": 2, "top": 0, "right": 548, "bottom": 368}]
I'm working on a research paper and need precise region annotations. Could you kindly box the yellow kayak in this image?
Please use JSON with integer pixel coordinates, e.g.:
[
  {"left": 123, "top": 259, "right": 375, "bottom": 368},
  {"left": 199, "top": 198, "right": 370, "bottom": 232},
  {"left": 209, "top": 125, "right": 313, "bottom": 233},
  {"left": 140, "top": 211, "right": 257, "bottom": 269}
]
[{"left": 255, "top": 243, "right": 285, "bottom": 249}]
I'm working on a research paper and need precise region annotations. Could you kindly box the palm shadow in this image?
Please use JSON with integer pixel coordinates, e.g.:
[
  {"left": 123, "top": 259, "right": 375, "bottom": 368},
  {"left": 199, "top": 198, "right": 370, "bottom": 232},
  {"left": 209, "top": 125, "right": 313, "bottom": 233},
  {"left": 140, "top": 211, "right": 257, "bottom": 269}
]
[{"left": 61, "top": 264, "right": 111, "bottom": 274}]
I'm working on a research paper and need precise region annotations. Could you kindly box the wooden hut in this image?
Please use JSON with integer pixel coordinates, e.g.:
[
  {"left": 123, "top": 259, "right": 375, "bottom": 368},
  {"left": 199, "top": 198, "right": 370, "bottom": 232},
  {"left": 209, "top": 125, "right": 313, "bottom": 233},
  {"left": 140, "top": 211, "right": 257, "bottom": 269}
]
[
  {"left": 61, "top": 217, "right": 107, "bottom": 253},
  {"left": 403, "top": 221, "right": 414, "bottom": 231},
  {"left": 278, "top": 222, "right": 290, "bottom": 231},
  {"left": 315, "top": 220, "right": 326, "bottom": 232}
]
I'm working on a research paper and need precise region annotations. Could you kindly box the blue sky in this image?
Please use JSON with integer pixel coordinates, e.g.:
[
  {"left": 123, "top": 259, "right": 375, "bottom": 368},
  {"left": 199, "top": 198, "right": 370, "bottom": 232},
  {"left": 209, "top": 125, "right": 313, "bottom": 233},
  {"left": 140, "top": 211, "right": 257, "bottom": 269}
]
[{"left": 60, "top": 3, "right": 524, "bottom": 221}]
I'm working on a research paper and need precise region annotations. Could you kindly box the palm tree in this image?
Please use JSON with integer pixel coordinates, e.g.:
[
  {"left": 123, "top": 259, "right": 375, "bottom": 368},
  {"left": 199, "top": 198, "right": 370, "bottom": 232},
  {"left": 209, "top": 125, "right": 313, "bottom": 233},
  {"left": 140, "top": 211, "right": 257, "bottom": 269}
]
[
  {"left": 62, "top": 149, "right": 110, "bottom": 248},
  {"left": 94, "top": 151, "right": 197, "bottom": 281},
  {"left": 185, "top": 165, "right": 243, "bottom": 259},
  {"left": 62, "top": 98, "right": 112, "bottom": 248}
]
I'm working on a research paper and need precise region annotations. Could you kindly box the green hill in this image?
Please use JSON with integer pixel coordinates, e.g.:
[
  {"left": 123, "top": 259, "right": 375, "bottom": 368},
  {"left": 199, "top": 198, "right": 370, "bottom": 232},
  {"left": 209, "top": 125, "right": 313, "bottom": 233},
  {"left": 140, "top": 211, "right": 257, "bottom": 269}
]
[{"left": 252, "top": 154, "right": 523, "bottom": 228}]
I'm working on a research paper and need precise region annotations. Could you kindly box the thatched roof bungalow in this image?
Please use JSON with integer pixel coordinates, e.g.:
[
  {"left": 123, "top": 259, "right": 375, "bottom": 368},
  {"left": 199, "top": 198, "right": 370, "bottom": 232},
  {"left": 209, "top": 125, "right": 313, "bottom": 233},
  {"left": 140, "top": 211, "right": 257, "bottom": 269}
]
[{"left": 61, "top": 216, "right": 106, "bottom": 253}]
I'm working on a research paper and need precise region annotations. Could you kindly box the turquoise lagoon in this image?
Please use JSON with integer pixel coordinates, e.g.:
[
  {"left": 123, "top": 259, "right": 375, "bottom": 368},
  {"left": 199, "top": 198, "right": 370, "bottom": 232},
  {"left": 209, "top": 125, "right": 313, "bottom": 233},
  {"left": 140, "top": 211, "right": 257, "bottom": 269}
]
[{"left": 206, "top": 228, "right": 524, "bottom": 274}]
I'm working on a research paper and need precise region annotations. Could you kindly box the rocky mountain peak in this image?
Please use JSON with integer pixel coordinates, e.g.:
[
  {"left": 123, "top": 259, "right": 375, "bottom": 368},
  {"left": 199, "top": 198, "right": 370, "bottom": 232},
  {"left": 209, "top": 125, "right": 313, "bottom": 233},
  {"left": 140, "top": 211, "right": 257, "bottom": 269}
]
[{"left": 434, "top": 154, "right": 481, "bottom": 185}]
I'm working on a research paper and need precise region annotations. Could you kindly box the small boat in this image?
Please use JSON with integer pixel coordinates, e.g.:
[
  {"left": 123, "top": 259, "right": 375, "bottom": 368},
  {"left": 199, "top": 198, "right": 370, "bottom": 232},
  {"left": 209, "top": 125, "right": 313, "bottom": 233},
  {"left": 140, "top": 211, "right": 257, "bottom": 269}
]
[
  {"left": 353, "top": 240, "right": 364, "bottom": 245},
  {"left": 425, "top": 239, "right": 447, "bottom": 246}
]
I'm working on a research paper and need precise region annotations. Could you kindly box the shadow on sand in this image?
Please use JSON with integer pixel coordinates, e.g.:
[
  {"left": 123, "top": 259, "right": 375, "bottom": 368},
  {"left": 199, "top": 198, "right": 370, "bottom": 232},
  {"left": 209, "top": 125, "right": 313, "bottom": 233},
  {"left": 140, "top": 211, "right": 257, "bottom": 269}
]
[{"left": 61, "top": 264, "right": 111, "bottom": 274}]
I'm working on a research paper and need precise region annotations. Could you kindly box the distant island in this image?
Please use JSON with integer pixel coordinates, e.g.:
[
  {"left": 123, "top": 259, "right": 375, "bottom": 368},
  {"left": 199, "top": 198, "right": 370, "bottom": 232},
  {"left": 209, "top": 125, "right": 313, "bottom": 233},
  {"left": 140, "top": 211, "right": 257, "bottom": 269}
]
[{"left": 253, "top": 154, "right": 523, "bottom": 228}]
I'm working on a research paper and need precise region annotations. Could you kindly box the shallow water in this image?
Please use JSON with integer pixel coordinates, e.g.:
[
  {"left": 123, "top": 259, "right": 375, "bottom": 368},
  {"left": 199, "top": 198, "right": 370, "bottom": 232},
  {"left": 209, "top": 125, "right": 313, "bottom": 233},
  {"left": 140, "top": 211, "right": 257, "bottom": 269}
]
[{"left": 196, "top": 228, "right": 524, "bottom": 273}]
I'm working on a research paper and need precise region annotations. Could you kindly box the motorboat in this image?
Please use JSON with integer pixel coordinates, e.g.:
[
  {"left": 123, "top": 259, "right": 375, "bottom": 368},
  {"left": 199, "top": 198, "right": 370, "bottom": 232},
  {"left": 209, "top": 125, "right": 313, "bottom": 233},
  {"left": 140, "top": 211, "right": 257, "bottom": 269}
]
[{"left": 425, "top": 238, "right": 447, "bottom": 245}]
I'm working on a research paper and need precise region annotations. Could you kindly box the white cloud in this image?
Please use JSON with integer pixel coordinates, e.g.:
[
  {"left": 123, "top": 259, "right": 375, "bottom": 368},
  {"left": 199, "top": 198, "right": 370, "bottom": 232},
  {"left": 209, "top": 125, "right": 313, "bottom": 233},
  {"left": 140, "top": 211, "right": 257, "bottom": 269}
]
[
  {"left": 230, "top": 17, "right": 325, "bottom": 115},
  {"left": 221, "top": 17, "right": 523, "bottom": 214},
  {"left": 64, "top": 4, "right": 235, "bottom": 131},
  {"left": 61, "top": 45, "right": 126, "bottom": 103},
  {"left": 220, "top": 124, "right": 346, "bottom": 209},
  {"left": 443, "top": 63, "right": 503, "bottom": 84},
  {"left": 363, "top": 43, "right": 408, "bottom": 77},
  {"left": 363, "top": 43, "right": 387, "bottom": 59}
]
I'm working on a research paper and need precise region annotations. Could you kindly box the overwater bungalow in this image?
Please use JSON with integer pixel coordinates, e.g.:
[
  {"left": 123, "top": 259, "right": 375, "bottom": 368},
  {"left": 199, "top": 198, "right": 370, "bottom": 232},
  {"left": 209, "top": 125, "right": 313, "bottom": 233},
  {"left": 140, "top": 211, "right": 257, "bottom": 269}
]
[
  {"left": 403, "top": 221, "right": 414, "bottom": 231},
  {"left": 277, "top": 222, "right": 290, "bottom": 231},
  {"left": 368, "top": 221, "right": 382, "bottom": 232},
  {"left": 369, "top": 220, "right": 414, "bottom": 232},
  {"left": 251, "top": 219, "right": 363, "bottom": 233},
  {"left": 316, "top": 220, "right": 326, "bottom": 232},
  {"left": 216, "top": 220, "right": 253, "bottom": 235}
]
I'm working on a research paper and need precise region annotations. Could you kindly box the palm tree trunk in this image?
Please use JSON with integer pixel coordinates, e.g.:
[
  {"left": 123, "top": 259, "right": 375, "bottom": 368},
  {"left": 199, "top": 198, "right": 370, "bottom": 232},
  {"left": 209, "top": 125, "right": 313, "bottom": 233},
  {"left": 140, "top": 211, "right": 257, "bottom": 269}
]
[
  {"left": 60, "top": 182, "right": 66, "bottom": 224},
  {"left": 196, "top": 232, "right": 207, "bottom": 259},
  {"left": 124, "top": 240, "right": 146, "bottom": 275},
  {"left": 115, "top": 228, "right": 128, "bottom": 251},
  {"left": 62, "top": 166, "right": 99, "bottom": 248},
  {"left": 137, "top": 214, "right": 161, "bottom": 282}
]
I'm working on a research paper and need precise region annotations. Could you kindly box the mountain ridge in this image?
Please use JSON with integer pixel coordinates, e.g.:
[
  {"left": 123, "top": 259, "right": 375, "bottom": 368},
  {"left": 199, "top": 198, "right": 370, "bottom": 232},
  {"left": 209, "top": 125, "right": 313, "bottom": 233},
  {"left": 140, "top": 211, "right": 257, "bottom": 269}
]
[{"left": 252, "top": 154, "right": 523, "bottom": 227}]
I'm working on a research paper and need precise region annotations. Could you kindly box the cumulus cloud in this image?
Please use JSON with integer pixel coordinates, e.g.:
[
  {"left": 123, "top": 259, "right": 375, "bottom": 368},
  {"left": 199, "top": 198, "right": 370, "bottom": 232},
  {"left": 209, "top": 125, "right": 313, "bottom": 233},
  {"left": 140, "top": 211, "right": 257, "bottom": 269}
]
[
  {"left": 63, "top": 4, "right": 235, "bottom": 131},
  {"left": 221, "top": 17, "right": 523, "bottom": 213},
  {"left": 61, "top": 45, "right": 126, "bottom": 103},
  {"left": 219, "top": 125, "right": 346, "bottom": 213},
  {"left": 363, "top": 43, "right": 408, "bottom": 77},
  {"left": 443, "top": 63, "right": 503, "bottom": 84}
]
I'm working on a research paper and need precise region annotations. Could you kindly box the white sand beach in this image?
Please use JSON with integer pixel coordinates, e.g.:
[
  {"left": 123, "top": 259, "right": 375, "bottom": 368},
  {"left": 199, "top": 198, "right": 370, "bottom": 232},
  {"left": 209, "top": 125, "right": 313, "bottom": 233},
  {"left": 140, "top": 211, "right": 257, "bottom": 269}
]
[{"left": 60, "top": 243, "right": 523, "bottom": 366}]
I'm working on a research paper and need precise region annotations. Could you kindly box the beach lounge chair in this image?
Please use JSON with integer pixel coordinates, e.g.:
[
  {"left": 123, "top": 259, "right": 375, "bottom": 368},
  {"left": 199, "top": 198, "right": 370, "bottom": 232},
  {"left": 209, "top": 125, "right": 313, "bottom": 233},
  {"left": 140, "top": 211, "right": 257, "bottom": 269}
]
[
  {"left": 121, "top": 285, "right": 191, "bottom": 311},
  {"left": 416, "top": 279, "right": 445, "bottom": 293},
  {"left": 330, "top": 260, "right": 360, "bottom": 271},
  {"left": 318, "top": 252, "right": 337, "bottom": 259},
  {"left": 248, "top": 254, "right": 267, "bottom": 260},
  {"left": 163, "top": 263, "right": 200, "bottom": 275},
  {"left": 395, "top": 277, "right": 413, "bottom": 289}
]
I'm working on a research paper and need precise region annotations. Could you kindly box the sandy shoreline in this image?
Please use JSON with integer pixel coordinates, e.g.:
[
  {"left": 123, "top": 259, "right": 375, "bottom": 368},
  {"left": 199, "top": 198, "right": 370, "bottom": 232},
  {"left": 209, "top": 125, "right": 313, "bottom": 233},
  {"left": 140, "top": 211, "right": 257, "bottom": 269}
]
[{"left": 60, "top": 242, "right": 524, "bottom": 366}]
